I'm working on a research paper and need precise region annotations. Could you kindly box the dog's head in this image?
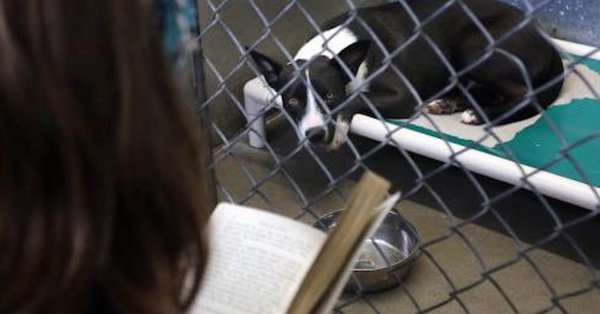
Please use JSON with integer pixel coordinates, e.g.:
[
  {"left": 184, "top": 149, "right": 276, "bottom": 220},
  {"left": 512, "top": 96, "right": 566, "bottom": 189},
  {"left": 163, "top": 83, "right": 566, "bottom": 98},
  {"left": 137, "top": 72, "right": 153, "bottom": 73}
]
[{"left": 249, "top": 40, "right": 370, "bottom": 150}]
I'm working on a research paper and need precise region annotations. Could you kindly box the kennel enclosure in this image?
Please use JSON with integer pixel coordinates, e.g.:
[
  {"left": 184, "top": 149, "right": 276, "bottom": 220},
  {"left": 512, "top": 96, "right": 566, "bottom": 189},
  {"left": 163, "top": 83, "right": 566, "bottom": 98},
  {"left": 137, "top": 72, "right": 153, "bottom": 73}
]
[{"left": 191, "top": 0, "right": 600, "bottom": 312}]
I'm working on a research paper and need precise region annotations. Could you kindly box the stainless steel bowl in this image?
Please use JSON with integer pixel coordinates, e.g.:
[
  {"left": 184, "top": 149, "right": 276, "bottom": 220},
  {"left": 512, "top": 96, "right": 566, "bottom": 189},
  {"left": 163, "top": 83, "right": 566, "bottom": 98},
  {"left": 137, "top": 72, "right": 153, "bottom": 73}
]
[{"left": 313, "top": 210, "right": 420, "bottom": 293}]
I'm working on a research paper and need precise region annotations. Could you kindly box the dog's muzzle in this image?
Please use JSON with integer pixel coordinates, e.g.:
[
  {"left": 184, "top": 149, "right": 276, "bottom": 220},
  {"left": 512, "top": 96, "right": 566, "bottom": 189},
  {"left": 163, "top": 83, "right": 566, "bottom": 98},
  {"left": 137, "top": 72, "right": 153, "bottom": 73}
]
[
  {"left": 304, "top": 123, "right": 335, "bottom": 144},
  {"left": 305, "top": 127, "right": 327, "bottom": 143},
  {"left": 301, "top": 118, "right": 349, "bottom": 151}
]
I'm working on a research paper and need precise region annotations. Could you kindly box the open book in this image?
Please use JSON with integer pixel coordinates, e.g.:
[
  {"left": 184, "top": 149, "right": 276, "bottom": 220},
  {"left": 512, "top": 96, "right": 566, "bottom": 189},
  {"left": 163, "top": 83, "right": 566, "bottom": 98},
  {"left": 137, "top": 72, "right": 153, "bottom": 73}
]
[{"left": 192, "top": 171, "right": 400, "bottom": 314}]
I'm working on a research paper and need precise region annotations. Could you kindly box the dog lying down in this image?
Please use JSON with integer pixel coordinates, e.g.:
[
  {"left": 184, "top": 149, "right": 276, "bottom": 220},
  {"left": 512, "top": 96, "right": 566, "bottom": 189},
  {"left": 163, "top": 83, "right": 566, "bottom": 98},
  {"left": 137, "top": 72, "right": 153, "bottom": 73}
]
[{"left": 249, "top": 0, "right": 564, "bottom": 150}]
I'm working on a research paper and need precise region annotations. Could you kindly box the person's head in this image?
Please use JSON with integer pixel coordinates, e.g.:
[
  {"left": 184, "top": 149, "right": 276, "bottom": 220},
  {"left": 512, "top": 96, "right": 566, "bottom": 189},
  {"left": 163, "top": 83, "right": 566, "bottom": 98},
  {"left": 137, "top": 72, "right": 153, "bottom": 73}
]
[{"left": 0, "top": 1, "right": 209, "bottom": 313}]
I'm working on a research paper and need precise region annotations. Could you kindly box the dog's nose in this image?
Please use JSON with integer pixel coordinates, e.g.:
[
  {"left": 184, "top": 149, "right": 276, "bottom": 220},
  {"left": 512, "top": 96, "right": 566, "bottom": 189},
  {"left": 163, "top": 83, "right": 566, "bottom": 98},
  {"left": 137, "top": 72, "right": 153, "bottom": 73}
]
[{"left": 305, "top": 127, "right": 326, "bottom": 143}]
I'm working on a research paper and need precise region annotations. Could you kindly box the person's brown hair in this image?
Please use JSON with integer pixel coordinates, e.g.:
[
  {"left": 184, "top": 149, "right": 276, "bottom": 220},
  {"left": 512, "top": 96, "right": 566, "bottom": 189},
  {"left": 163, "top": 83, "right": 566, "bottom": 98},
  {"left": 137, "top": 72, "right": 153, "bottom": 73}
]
[{"left": 0, "top": 0, "right": 209, "bottom": 313}]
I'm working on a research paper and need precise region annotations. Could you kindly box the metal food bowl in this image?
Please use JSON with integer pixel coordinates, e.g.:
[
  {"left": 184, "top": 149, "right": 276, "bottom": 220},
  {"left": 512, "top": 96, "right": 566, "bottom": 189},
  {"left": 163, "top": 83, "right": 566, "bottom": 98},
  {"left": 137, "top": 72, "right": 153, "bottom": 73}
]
[{"left": 313, "top": 210, "right": 420, "bottom": 293}]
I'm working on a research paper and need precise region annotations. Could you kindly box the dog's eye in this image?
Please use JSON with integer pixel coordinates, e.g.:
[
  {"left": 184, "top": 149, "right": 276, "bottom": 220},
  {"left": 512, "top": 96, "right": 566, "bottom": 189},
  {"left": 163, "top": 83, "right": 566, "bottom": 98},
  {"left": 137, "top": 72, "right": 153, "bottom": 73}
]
[{"left": 288, "top": 98, "right": 299, "bottom": 106}]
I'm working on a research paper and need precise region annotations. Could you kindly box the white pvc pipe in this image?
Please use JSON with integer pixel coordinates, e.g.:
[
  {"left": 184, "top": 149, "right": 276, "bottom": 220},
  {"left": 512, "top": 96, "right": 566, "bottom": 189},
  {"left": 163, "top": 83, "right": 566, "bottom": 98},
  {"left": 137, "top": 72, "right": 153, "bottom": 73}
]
[
  {"left": 350, "top": 114, "right": 600, "bottom": 210},
  {"left": 243, "top": 77, "right": 282, "bottom": 148},
  {"left": 553, "top": 38, "right": 600, "bottom": 60}
]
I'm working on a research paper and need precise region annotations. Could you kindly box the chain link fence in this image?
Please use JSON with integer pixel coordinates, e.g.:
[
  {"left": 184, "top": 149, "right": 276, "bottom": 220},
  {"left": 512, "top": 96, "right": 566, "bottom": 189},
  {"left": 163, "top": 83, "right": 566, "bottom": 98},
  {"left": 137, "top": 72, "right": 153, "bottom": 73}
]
[{"left": 191, "top": 0, "right": 600, "bottom": 312}]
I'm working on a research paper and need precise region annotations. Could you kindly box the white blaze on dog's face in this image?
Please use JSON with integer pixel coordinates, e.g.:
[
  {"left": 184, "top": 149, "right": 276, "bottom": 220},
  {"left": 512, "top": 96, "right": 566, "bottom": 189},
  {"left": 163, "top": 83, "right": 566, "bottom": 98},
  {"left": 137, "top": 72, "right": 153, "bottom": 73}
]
[
  {"left": 249, "top": 28, "right": 371, "bottom": 149},
  {"left": 297, "top": 71, "right": 326, "bottom": 141},
  {"left": 275, "top": 59, "right": 349, "bottom": 146},
  {"left": 297, "top": 72, "right": 351, "bottom": 151}
]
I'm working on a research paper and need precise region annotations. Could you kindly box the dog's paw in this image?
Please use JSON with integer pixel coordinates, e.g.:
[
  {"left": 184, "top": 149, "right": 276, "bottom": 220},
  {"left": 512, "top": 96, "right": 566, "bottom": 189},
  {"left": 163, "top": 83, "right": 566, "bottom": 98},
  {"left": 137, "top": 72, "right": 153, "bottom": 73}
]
[
  {"left": 423, "top": 99, "right": 456, "bottom": 115},
  {"left": 326, "top": 118, "right": 350, "bottom": 151},
  {"left": 460, "top": 109, "right": 482, "bottom": 125}
]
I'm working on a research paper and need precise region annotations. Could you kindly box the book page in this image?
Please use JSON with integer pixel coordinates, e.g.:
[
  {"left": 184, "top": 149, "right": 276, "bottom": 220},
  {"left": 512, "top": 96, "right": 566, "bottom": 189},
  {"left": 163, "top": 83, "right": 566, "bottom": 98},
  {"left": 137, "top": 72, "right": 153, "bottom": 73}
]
[{"left": 192, "top": 203, "right": 326, "bottom": 314}]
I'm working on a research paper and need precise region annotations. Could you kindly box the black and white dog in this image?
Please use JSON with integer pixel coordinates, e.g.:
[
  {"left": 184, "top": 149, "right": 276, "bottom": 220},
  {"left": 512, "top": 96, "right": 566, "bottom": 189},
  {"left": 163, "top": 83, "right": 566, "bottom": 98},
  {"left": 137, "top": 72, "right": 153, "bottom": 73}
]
[{"left": 249, "top": 0, "right": 564, "bottom": 150}]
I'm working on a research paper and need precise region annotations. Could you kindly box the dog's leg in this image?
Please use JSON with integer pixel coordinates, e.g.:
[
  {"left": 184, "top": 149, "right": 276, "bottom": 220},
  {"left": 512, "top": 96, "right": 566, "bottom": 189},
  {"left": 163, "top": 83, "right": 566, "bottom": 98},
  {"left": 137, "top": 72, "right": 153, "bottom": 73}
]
[
  {"left": 320, "top": 83, "right": 414, "bottom": 150},
  {"left": 456, "top": 44, "right": 556, "bottom": 125},
  {"left": 460, "top": 83, "right": 529, "bottom": 125},
  {"left": 455, "top": 35, "right": 541, "bottom": 125},
  {"left": 327, "top": 116, "right": 351, "bottom": 151},
  {"left": 423, "top": 92, "right": 467, "bottom": 115}
]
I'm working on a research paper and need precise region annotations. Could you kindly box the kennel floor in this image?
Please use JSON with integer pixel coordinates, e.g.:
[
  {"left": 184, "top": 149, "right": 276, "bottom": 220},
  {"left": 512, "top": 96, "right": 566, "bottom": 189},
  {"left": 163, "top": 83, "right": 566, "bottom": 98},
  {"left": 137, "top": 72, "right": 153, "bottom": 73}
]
[{"left": 215, "top": 142, "right": 600, "bottom": 313}]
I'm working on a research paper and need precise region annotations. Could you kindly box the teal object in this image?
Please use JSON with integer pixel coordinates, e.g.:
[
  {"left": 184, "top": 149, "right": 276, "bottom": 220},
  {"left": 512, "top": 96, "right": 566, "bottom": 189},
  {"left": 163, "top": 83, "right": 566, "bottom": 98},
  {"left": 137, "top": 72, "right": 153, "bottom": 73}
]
[
  {"left": 498, "top": 98, "right": 600, "bottom": 186},
  {"left": 388, "top": 56, "right": 600, "bottom": 188},
  {"left": 573, "top": 55, "right": 600, "bottom": 74},
  {"left": 159, "top": 0, "right": 198, "bottom": 59}
]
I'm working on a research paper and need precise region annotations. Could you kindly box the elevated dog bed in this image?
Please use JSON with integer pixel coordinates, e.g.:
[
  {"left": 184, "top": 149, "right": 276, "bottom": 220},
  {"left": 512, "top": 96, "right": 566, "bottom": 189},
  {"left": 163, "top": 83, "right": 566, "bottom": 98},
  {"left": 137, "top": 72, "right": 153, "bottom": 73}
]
[{"left": 243, "top": 39, "right": 600, "bottom": 210}]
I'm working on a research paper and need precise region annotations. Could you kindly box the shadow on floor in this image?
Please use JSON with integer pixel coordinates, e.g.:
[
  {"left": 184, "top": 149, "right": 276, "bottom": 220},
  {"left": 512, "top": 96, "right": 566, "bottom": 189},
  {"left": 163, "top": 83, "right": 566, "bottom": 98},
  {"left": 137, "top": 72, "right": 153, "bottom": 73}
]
[{"left": 265, "top": 115, "right": 600, "bottom": 268}]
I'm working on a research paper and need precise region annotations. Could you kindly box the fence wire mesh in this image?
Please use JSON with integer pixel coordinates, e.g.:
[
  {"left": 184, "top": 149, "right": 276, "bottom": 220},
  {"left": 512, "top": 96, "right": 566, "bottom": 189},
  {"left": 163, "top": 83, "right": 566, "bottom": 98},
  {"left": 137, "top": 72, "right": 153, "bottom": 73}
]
[{"left": 191, "top": 0, "right": 600, "bottom": 312}]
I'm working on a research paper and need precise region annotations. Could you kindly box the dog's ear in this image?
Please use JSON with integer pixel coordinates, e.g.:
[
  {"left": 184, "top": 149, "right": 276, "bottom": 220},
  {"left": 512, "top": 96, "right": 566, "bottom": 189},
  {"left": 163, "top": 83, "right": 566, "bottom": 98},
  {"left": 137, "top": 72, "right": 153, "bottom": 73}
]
[
  {"left": 247, "top": 48, "right": 283, "bottom": 89},
  {"left": 332, "top": 40, "right": 371, "bottom": 78}
]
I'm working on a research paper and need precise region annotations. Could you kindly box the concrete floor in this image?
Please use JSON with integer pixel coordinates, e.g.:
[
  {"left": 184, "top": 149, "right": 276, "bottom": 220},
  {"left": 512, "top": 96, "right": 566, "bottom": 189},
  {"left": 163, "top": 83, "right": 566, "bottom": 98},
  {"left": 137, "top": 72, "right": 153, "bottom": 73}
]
[{"left": 214, "top": 139, "right": 600, "bottom": 313}]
